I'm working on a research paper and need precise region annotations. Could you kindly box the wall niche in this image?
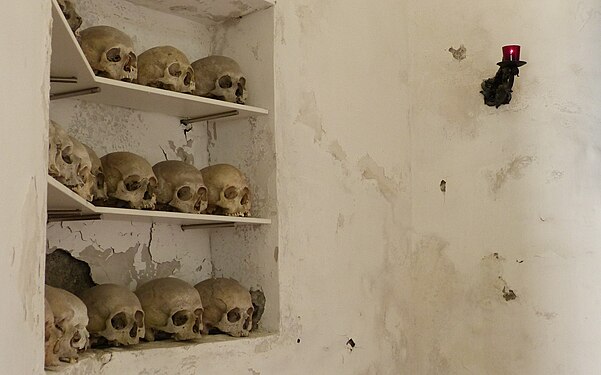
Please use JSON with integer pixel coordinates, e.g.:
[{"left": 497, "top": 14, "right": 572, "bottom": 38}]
[{"left": 45, "top": 0, "right": 278, "bottom": 371}]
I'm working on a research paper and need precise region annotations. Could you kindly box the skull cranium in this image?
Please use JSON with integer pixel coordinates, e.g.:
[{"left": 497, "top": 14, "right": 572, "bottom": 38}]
[
  {"left": 192, "top": 55, "right": 247, "bottom": 104},
  {"left": 45, "top": 285, "right": 89, "bottom": 363},
  {"left": 101, "top": 152, "right": 157, "bottom": 210},
  {"left": 78, "top": 284, "right": 145, "bottom": 347},
  {"left": 44, "top": 298, "right": 62, "bottom": 368},
  {"left": 137, "top": 46, "right": 195, "bottom": 93},
  {"left": 83, "top": 143, "right": 108, "bottom": 202},
  {"left": 57, "top": 0, "right": 82, "bottom": 34},
  {"left": 48, "top": 120, "right": 79, "bottom": 186},
  {"left": 135, "top": 277, "right": 203, "bottom": 341},
  {"left": 79, "top": 26, "right": 137, "bottom": 82},
  {"left": 194, "top": 278, "right": 253, "bottom": 337},
  {"left": 201, "top": 164, "right": 251, "bottom": 217},
  {"left": 153, "top": 160, "right": 208, "bottom": 214},
  {"left": 68, "top": 136, "right": 94, "bottom": 202}
]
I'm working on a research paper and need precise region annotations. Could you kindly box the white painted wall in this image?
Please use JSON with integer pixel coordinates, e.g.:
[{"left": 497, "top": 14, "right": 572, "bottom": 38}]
[
  {"left": 0, "top": 1, "right": 51, "bottom": 374},
  {"left": 6, "top": 0, "right": 601, "bottom": 374}
]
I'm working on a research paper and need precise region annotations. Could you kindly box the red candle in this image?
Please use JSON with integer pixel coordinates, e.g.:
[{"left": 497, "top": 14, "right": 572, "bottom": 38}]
[{"left": 502, "top": 45, "right": 521, "bottom": 61}]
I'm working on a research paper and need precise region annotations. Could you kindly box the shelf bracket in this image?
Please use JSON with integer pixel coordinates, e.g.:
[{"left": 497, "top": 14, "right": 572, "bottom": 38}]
[
  {"left": 50, "top": 76, "right": 78, "bottom": 84},
  {"left": 50, "top": 87, "right": 101, "bottom": 101},
  {"left": 180, "top": 110, "right": 239, "bottom": 126},
  {"left": 181, "top": 222, "right": 236, "bottom": 231},
  {"left": 47, "top": 209, "right": 102, "bottom": 223}
]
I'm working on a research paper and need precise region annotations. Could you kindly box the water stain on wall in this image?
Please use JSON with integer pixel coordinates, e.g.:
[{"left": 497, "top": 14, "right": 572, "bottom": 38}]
[
  {"left": 488, "top": 155, "right": 534, "bottom": 194},
  {"left": 358, "top": 154, "right": 400, "bottom": 202},
  {"left": 296, "top": 92, "right": 325, "bottom": 143}
]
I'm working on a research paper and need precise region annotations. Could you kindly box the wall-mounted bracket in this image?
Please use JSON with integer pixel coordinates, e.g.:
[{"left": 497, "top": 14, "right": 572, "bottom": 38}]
[
  {"left": 47, "top": 209, "right": 102, "bottom": 223},
  {"left": 480, "top": 61, "right": 526, "bottom": 108},
  {"left": 50, "top": 87, "right": 101, "bottom": 101},
  {"left": 50, "top": 76, "right": 78, "bottom": 84},
  {"left": 181, "top": 222, "right": 237, "bottom": 231},
  {"left": 180, "top": 110, "right": 239, "bottom": 126}
]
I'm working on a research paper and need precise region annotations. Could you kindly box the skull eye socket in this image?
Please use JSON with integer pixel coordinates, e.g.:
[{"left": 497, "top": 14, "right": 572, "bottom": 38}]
[
  {"left": 198, "top": 187, "right": 207, "bottom": 202},
  {"left": 134, "top": 310, "right": 144, "bottom": 327},
  {"left": 70, "top": 330, "right": 82, "bottom": 346},
  {"left": 106, "top": 48, "right": 122, "bottom": 63},
  {"left": 172, "top": 310, "right": 189, "bottom": 326},
  {"left": 218, "top": 75, "right": 233, "bottom": 89},
  {"left": 168, "top": 63, "right": 182, "bottom": 77},
  {"left": 124, "top": 175, "right": 141, "bottom": 191},
  {"left": 124, "top": 52, "right": 137, "bottom": 73},
  {"left": 177, "top": 186, "right": 193, "bottom": 201},
  {"left": 239, "top": 77, "right": 246, "bottom": 88},
  {"left": 96, "top": 173, "right": 105, "bottom": 189},
  {"left": 111, "top": 312, "right": 128, "bottom": 330},
  {"left": 224, "top": 186, "right": 238, "bottom": 200},
  {"left": 227, "top": 308, "right": 241, "bottom": 323}
]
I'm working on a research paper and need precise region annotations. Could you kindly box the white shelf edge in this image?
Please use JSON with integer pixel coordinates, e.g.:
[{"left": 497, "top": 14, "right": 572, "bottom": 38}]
[
  {"left": 50, "top": 0, "right": 269, "bottom": 121},
  {"left": 47, "top": 176, "right": 271, "bottom": 226}
]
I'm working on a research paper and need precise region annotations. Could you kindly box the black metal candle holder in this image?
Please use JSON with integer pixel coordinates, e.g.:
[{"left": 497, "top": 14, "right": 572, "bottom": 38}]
[{"left": 480, "top": 60, "right": 527, "bottom": 108}]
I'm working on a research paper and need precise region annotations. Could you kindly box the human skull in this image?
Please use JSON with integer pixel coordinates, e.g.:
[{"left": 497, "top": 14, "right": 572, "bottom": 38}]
[
  {"left": 45, "top": 285, "right": 89, "bottom": 363},
  {"left": 78, "top": 284, "right": 145, "bottom": 347},
  {"left": 48, "top": 121, "right": 83, "bottom": 187},
  {"left": 192, "top": 55, "right": 247, "bottom": 104},
  {"left": 79, "top": 26, "right": 137, "bottom": 82},
  {"left": 137, "top": 46, "right": 195, "bottom": 93},
  {"left": 135, "top": 278, "right": 203, "bottom": 341},
  {"left": 153, "top": 161, "right": 208, "bottom": 214},
  {"left": 101, "top": 152, "right": 157, "bottom": 209},
  {"left": 57, "top": 0, "right": 82, "bottom": 34},
  {"left": 83, "top": 144, "right": 108, "bottom": 202},
  {"left": 45, "top": 298, "right": 62, "bottom": 368},
  {"left": 201, "top": 164, "right": 251, "bottom": 217},
  {"left": 69, "top": 136, "right": 94, "bottom": 202},
  {"left": 194, "top": 278, "right": 253, "bottom": 337}
]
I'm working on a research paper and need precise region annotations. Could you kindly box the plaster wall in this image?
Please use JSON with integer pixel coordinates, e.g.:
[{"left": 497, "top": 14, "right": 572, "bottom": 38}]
[
  {"left": 0, "top": 1, "right": 52, "bottom": 374},
  {"left": 407, "top": 0, "right": 601, "bottom": 373}
]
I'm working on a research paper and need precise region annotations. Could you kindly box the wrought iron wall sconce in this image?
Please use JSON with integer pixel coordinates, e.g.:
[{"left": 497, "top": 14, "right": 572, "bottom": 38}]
[{"left": 480, "top": 45, "right": 526, "bottom": 108}]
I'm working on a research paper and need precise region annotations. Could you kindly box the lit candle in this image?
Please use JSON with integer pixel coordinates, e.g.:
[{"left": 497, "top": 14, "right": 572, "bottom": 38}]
[{"left": 502, "top": 45, "right": 521, "bottom": 62}]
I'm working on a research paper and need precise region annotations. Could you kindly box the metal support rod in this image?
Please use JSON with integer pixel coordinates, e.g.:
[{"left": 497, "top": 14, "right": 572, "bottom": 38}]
[
  {"left": 50, "top": 87, "right": 101, "bottom": 101},
  {"left": 47, "top": 213, "right": 102, "bottom": 223},
  {"left": 50, "top": 76, "right": 78, "bottom": 84},
  {"left": 180, "top": 110, "right": 239, "bottom": 126},
  {"left": 181, "top": 222, "right": 236, "bottom": 231}
]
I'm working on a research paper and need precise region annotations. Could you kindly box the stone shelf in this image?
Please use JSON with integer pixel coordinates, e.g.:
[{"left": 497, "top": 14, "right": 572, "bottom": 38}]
[
  {"left": 50, "top": 0, "right": 269, "bottom": 123},
  {"left": 47, "top": 175, "right": 271, "bottom": 228}
]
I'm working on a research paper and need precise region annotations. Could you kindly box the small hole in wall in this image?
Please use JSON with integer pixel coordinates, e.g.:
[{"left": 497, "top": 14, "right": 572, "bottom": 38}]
[
  {"left": 440, "top": 180, "right": 447, "bottom": 192},
  {"left": 297, "top": 338, "right": 301, "bottom": 344},
  {"left": 46, "top": 249, "right": 96, "bottom": 295},
  {"left": 346, "top": 338, "right": 356, "bottom": 351}
]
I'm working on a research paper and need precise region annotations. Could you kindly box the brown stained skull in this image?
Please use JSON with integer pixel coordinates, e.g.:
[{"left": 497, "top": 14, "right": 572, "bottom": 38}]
[
  {"left": 194, "top": 278, "right": 253, "bottom": 337},
  {"left": 135, "top": 278, "right": 203, "bottom": 341},
  {"left": 100, "top": 152, "right": 157, "bottom": 210},
  {"left": 45, "top": 298, "right": 62, "bottom": 368},
  {"left": 78, "top": 284, "right": 145, "bottom": 347},
  {"left": 45, "top": 285, "right": 89, "bottom": 364},
  {"left": 57, "top": 0, "right": 82, "bottom": 34},
  {"left": 192, "top": 55, "right": 247, "bottom": 104},
  {"left": 79, "top": 26, "right": 137, "bottom": 82},
  {"left": 137, "top": 46, "right": 195, "bottom": 93},
  {"left": 83, "top": 143, "right": 108, "bottom": 201},
  {"left": 200, "top": 164, "right": 251, "bottom": 217},
  {"left": 153, "top": 160, "right": 208, "bottom": 214}
]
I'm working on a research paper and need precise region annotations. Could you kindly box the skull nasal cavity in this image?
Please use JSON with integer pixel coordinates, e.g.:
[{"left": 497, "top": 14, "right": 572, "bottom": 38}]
[
  {"left": 172, "top": 310, "right": 189, "bottom": 326},
  {"left": 227, "top": 308, "right": 241, "bottom": 323},
  {"left": 168, "top": 63, "right": 182, "bottom": 77},
  {"left": 106, "top": 47, "right": 122, "bottom": 62},
  {"left": 177, "top": 186, "right": 193, "bottom": 200},
  {"left": 111, "top": 312, "right": 128, "bottom": 330},
  {"left": 219, "top": 75, "right": 233, "bottom": 88},
  {"left": 129, "top": 323, "right": 138, "bottom": 338}
]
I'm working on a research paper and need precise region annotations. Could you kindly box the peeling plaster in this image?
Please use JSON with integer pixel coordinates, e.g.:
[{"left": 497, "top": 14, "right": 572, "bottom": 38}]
[
  {"left": 296, "top": 92, "right": 325, "bottom": 143},
  {"left": 358, "top": 154, "right": 400, "bottom": 202},
  {"left": 168, "top": 139, "right": 195, "bottom": 165},
  {"left": 448, "top": 44, "right": 466, "bottom": 61},
  {"left": 328, "top": 141, "right": 348, "bottom": 162}
]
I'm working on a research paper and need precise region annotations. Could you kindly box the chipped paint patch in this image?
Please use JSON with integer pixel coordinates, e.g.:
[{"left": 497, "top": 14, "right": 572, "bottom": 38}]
[
  {"left": 535, "top": 310, "right": 558, "bottom": 320},
  {"left": 296, "top": 92, "right": 325, "bottom": 143},
  {"left": 448, "top": 44, "right": 466, "bottom": 61},
  {"left": 168, "top": 139, "right": 195, "bottom": 165},
  {"left": 488, "top": 155, "right": 534, "bottom": 194},
  {"left": 328, "top": 141, "right": 347, "bottom": 162},
  {"left": 358, "top": 154, "right": 400, "bottom": 202}
]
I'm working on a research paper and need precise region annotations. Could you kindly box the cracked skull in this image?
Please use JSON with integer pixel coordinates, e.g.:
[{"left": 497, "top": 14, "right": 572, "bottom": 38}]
[
  {"left": 79, "top": 26, "right": 137, "bottom": 82},
  {"left": 192, "top": 55, "right": 247, "bottom": 104},
  {"left": 153, "top": 160, "right": 208, "bottom": 214},
  {"left": 57, "top": 0, "right": 82, "bottom": 34},
  {"left": 78, "top": 284, "right": 145, "bottom": 347},
  {"left": 194, "top": 278, "right": 253, "bottom": 337},
  {"left": 137, "top": 46, "right": 195, "bottom": 93},
  {"left": 135, "top": 278, "right": 203, "bottom": 341},
  {"left": 101, "top": 152, "right": 157, "bottom": 209},
  {"left": 201, "top": 164, "right": 251, "bottom": 217},
  {"left": 44, "top": 298, "right": 62, "bottom": 368},
  {"left": 45, "top": 285, "right": 89, "bottom": 364}
]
